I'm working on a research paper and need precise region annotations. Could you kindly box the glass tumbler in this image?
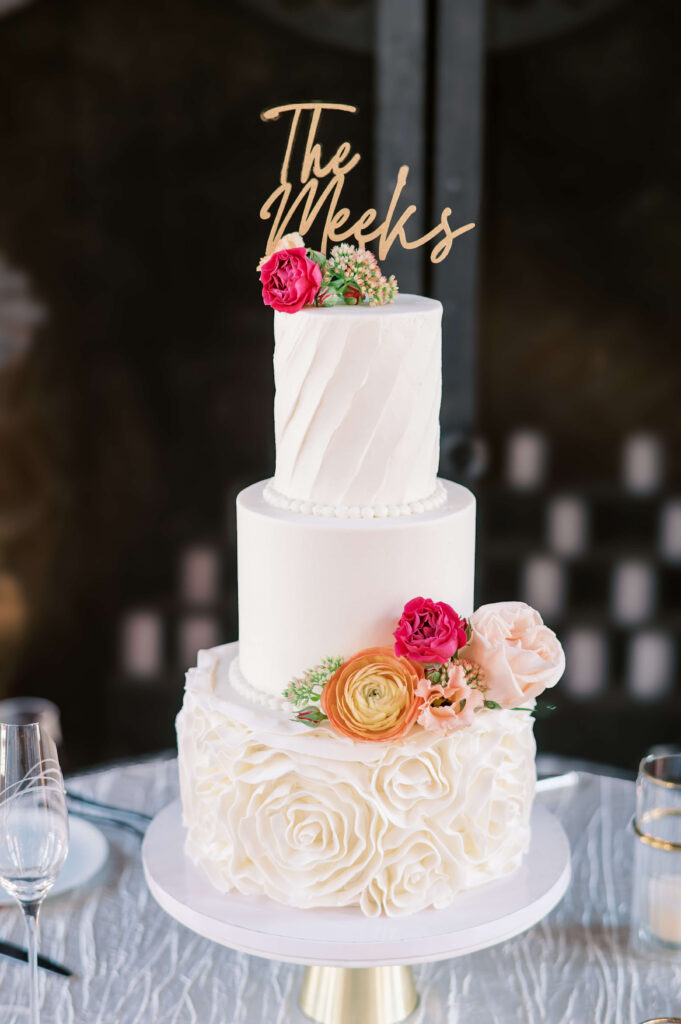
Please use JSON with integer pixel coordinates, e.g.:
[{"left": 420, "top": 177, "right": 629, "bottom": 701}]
[{"left": 633, "top": 753, "right": 681, "bottom": 951}]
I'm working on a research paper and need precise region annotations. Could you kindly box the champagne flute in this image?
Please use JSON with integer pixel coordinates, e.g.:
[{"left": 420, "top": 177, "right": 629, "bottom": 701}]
[{"left": 0, "top": 723, "right": 69, "bottom": 1024}]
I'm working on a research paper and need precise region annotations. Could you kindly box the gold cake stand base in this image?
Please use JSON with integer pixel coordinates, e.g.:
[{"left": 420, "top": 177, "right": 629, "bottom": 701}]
[{"left": 299, "top": 965, "right": 418, "bottom": 1024}]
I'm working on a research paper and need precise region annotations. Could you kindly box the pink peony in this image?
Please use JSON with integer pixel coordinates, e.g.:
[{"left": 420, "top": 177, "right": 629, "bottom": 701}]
[
  {"left": 259, "top": 246, "right": 322, "bottom": 313},
  {"left": 461, "top": 602, "right": 565, "bottom": 708},
  {"left": 416, "top": 662, "right": 484, "bottom": 735},
  {"left": 394, "top": 597, "right": 468, "bottom": 664}
]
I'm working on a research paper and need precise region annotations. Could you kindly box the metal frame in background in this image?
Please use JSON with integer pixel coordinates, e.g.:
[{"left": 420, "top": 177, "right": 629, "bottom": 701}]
[{"left": 374, "top": 0, "right": 484, "bottom": 475}]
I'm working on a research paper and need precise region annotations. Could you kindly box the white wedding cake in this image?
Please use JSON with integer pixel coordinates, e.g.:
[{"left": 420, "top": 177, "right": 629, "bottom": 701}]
[{"left": 177, "top": 243, "right": 564, "bottom": 918}]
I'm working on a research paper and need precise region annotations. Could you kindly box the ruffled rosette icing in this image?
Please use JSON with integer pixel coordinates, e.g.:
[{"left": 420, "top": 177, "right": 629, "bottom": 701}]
[{"left": 177, "top": 643, "right": 536, "bottom": 918}]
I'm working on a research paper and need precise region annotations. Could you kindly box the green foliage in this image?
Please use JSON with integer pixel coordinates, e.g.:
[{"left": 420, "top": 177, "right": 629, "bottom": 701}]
[
  {"left": 482, "top": 699, "right": 558, "bottom": 718},
  {"left": 283, "top": 656, "right": 344, "bottom": 708},
  {"left": 306, "top": 249, "right": 327, "bottom": 269},
  {"left": 531, "top": 701, "right": 558, "bottom": 719},
  {"left": 424, "top": 663, "right": 445, "bottom": 685}
]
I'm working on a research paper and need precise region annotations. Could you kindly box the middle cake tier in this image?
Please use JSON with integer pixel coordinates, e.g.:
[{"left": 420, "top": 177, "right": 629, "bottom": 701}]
[{"left": 237, "top": 479, "right": 476, "bottom": 699}]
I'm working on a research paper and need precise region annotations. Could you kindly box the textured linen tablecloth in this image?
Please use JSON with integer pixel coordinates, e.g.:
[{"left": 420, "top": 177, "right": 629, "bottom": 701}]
[{"left": 1, "top": 758, "right": 680, "bottom": 1024}]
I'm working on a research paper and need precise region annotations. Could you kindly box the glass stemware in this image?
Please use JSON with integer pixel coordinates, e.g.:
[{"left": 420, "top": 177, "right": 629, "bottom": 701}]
[{"left": 0, "top": 722, "right": 69, "bottom": 1024}]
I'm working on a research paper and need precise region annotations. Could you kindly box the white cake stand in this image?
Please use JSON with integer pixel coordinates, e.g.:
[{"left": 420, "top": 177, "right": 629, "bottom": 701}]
[{"left": 143, "top": 800, "right": 570, "bottom": 1024}]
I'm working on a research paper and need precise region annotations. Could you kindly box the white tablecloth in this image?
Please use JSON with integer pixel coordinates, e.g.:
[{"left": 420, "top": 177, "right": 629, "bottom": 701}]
[{"left": 1, "top": 758, "right": 680, "bottom": 1024}]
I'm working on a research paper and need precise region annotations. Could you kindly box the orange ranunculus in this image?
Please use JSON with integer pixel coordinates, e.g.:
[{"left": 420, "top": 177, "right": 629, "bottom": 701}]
[{"left": 320, "top": 647, "right": 424, "bottom": 742}]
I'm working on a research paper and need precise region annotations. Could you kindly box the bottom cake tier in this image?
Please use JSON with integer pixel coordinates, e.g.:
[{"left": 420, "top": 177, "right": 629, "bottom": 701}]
[{"left": 177, "top": 643, "right": 537, "bottom": 918}]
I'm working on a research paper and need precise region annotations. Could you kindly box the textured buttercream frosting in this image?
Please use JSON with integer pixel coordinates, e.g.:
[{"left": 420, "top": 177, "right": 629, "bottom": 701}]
[
  {"left": 177, "top": 644, "right": 536, "bottom": 918},
  {"left": 272, "top": 295, "right": 442, "bottom": 510}
]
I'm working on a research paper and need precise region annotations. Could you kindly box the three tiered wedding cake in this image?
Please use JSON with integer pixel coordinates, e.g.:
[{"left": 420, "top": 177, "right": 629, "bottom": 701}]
[{"left": 176, "top": 240, "right": 564, "bottom": 917}]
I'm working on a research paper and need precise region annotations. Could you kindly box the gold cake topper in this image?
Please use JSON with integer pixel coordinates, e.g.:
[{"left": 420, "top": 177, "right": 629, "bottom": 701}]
[{"left": 260, "top": 102, "right": 475, "bottom": 263}]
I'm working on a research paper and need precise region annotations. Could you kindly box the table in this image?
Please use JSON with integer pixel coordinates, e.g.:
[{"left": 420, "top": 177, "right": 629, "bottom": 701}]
[{"left": 1, "top": 758, "right": 680, "bottom": 1023}]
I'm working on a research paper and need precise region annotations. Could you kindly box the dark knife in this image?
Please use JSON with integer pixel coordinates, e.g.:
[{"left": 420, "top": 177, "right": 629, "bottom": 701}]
[{"left": 0, "top": 940, "right": 73, "bottom": 977}]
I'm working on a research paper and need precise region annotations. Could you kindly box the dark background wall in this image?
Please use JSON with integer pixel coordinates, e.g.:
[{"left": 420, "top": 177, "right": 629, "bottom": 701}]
[{"left": 0, "top": 0, "right": 678, "bottom": 771}]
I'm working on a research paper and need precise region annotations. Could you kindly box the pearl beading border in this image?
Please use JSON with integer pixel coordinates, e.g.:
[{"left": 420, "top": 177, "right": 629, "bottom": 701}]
[
  {"left": 228, "top": 656, "right": 294, "bottom": 714},
  {"left": 262, "top": 480, "right": 448, "bottom": 519}
]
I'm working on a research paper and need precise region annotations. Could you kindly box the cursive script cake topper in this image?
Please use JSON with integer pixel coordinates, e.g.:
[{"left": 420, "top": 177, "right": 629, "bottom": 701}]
[{"left": 260, "top": 101, "right": 475, "bottom": 263}]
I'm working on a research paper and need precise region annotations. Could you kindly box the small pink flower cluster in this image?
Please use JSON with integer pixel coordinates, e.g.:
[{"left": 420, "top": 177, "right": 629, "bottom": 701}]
[{"left": 323, "top": 244, "right": 398, "bottom": 307}]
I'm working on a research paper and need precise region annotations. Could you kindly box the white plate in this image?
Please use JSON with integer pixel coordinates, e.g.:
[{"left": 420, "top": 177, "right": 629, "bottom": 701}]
[{"left": 0, "top": 817, "right": 109, "bottom": 906}]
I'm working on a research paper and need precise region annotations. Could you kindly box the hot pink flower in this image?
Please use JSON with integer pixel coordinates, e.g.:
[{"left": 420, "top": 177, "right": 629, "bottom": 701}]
[
  {"left": 394, "top": 597, "right": 468, "bottom": 664},
  {"left": 416, "top": 662, "right": 484, "bottom": 735},
  {"left": 260, "top": 246, "right": 322, "bottom": 314}
]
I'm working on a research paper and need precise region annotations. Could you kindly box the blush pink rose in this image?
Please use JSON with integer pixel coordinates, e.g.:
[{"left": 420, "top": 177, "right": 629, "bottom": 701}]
[
  {"left": 259, "top": 246, "right": 322, "bottom": 313},
  {"left": 416, "top": 663, "right": 484, "bottom": 735},
  {"left": 394, "top": 597, "right": 468, "bottom": 664},
  {"left": 462, "top": 602, "right": 565, "bottom": 708}
]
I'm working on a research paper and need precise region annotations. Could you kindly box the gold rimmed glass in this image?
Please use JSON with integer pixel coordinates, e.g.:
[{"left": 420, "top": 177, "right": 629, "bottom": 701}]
[{"left": 633, "top": 754, "right": 681, "bottom": 952}]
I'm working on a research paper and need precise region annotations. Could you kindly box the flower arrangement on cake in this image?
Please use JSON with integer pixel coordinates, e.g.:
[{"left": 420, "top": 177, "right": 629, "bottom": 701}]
[
  {"left": 284, "top": 599, "right": 565, "bottom": 740},
  {"left": 258, "top": 232, "right": 398, "bottom": 312}
]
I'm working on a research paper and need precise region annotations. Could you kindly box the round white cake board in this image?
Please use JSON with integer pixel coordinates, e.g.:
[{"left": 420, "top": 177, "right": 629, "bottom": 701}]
[{"left": 143, "top": 800, "right": 570, "bottom": 968}]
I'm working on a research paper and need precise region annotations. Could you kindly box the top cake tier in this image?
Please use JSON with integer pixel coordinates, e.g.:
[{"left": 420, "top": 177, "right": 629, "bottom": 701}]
[{"left": 270, "top": 294, "right": 443, "bottom": 513}]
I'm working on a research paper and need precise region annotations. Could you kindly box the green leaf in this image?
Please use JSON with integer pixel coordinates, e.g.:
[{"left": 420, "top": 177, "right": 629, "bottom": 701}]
[
  {"left": 324, "top": 271, "right": 348, "bottom": 290},
  {"left": 508, "top": 702, "right": 558, "bottom": 718},
  {"left": 306, "top": 249, "right": 327, "bottom": 269},
  {"left": 532, "top": 702, "right": 558, "bottom": 719},
  {"left": 425, "top": 662, "right": 448, "bottom": 686},
  {"left": 484, "top": 699, "right": 502, "bottom": 710}
]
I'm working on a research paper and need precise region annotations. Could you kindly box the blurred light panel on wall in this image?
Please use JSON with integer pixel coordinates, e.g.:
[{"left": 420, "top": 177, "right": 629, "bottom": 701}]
[
  {"left": 659, "top": 500, "right": 681, "bottom": 564},
  {"left": 0, "top": 253, "right": 46, "bottom": 366},
  {"left": 621, "top": 432, "right": 664, "bottom": 495},
  {"left": 120, "top": 611, "right": 164, "bottom": 681},
  {"left": 178, "top": 615, "right": 220, "bottom": 671},
  {"left": 179, "top": 545, "right": 221, "bottom": 606},
  {"left": 505, "top": 429, "right": 548, "bottom": 491},
  {"left": 563, "top": 628, "right": 608, "bottom": 699},
  {"left": 522, "top": 555, "right": 565, "bottom": 620},
  {"left": 626, "top": 630, "right": 675, "bottom": 701},
  {"left": 546, "top": 495, "right": 589, "bottom": 558},
  {"left": 611, "top": 560, "right": 656, "bottom": 625}
]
